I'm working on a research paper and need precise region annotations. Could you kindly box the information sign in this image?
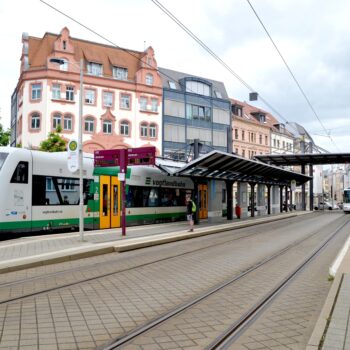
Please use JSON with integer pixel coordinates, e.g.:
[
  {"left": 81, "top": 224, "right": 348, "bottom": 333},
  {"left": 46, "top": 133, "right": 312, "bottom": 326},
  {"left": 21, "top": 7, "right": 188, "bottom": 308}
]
[{"left": 67, "top": 140, "right": 79, "bottom": 172}]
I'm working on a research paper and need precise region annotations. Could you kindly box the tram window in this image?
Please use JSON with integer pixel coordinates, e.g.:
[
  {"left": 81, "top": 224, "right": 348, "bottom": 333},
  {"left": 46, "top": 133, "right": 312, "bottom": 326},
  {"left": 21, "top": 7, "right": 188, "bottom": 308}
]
[
  {"left": 160, "top": 188, "right": 175, "bottom": 206},
  {"left": 33, "top": 175, "right": 59, "bottom": 205},
  {"left": 32, "top": 175, "right": 83, "bottom": 205},
  {"left": 148, "top": 188, "right": 159, "bottom": 207},
  {"left": 11, "top": 161, "right": 28, "bottom": 184},
  {"left": 0, "top": 153, "right": 8, "bottom": 171},
  {"left": 102, "top": 184, "right": 108, "bottom": 216},
  {"left": 113, "top": 185, "right": 118, "bottom": 215}
]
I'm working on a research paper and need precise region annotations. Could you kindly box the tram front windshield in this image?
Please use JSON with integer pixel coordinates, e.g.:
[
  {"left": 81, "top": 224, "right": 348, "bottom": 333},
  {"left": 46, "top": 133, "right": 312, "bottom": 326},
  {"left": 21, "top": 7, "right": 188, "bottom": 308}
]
[
  {"left": 344, "top": 190, "right": 350, "bottom": 203},
  {"left": 0, "top": 153, "right": 8, "bottom": 171}
]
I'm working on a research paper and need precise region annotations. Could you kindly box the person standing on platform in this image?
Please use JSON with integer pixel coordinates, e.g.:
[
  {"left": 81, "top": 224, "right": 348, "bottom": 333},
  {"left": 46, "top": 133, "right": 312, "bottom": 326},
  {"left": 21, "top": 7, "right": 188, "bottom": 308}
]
[{"left": 187, "top": 197, "right": 194, "bottom": 232}]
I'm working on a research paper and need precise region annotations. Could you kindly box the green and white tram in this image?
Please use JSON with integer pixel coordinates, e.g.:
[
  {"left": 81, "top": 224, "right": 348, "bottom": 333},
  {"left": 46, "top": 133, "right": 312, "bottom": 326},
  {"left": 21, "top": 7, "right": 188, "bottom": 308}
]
[
  {"left": 0, "top": 147, "right": 94, "bottom": 233},
  {"left": 0, "top": 147, "right": 195, "bottom": 234},
  {"left": 89, "top": 166, "right": 194, "bottom": 229},
  {"left": 343, "top": 188, "right": 350, "bottom": 213}
]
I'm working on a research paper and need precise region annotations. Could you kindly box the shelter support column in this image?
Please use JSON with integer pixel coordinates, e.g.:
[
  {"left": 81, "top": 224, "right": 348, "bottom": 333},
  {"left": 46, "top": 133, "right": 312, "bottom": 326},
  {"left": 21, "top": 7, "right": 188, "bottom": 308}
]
[
  {"left": 225, "top": 180, "right": 234, "bottom": 220},
  {"left": 272, "top": 185, "right": 280, "bottom": 214},
  {"left": 279, "top": 185, "right": 284, "bottom": 213},
  {"left": 193, "top": 179, "right": 199, "bottom": 225},
  {"left": 309, "top": 164, "right": 314, "bottom": 211},
  {"left": 237, "top": 182, "right": 248, "bottom": 219},
  {"left": 285, "top": 186, "right": 289, "bottom": 211},
  {"left": 267, "top": 185, "right": 271, "bottom": 215},
  {"left": 257, "top": 183, "right": 266, "bottom": 216},
  {"left": 301, "top": 164, "right": 306, "bottom": 210},
  {"left": 249, "top": 183, "right": 256, "bottom": 218}
]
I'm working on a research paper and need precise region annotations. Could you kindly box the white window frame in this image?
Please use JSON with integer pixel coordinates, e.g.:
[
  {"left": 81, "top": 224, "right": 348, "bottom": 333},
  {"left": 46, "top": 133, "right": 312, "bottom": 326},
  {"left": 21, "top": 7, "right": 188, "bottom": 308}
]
[
  {"left": 66, "top": 86, "right": 74, "bottom": 101},
  {"left": 149, "top": 124, "right": 156, "bottom": 138},
  {"left": 52, "top": 84, "right": 61, "bottom": 99},
  {"left": 141, "top": 123, "right": 148, "bottom": 137},
  {"left": 87, "top": 62, "right": 103, "bottom": 76},
  {"left": 64, "top": 115, "right": 72, "bottom": 131},
  {"left": 31, "top": 114, "right": 40, "bottom": 129},
  {"left": 151, "top": 98, "right": 158, "bottom": 112},
  {"left": 145, "top": 73, "right": 153, "bottom": 86},
  {"left": 140, "top": 97, "right": 147, "bottom": 111},
  {"left": 103, "top": 120, "right": 112, "bottom": 134},
  {"left": 113, "top": 66, "right": 128, "bottom": 80},
  {"left": 103, "top": 91, "right": 113, "bottom": 107},
  {"left": 84, "top": 118, "right": 94, "bottom": 132},
  {"left": 31, "top": 83, "right": 41, "bottom": 100},
  {"left": 85, "top": 89, "right": 95, "bottom": 104},
  {"left": 53, "top": 114, "right": 62, "bottom": 129},
  {"left": 120, "top": 94, "right": 130, "bottom": 109},
  {"left": 120, "top": 121, "right": 129, "bottom": 136}
]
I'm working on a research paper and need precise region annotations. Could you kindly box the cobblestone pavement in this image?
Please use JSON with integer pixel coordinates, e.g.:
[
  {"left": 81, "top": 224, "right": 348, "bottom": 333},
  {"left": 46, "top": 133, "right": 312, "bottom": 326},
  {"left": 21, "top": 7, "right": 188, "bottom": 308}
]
[
  {"left": 322, "top": 273, "right": 350, "bottom": 350},
  {"left": 116, "top": 215, "right": 349, "bottom": 350},
  {"left": 0, "top": 213, "right": 345, "bottom": 349},
  {"left": 227, "top": 219, "right": 349, "bottom": 350},
  {"left": 0, "top": 215, "right": 320, "bottom": 300}
]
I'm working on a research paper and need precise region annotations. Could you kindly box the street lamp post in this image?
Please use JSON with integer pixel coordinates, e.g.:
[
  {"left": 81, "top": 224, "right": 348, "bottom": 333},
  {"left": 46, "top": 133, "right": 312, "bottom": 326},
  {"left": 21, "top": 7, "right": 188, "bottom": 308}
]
[{"left": 50, "top": 58, "right": 85, "bottom": 241}]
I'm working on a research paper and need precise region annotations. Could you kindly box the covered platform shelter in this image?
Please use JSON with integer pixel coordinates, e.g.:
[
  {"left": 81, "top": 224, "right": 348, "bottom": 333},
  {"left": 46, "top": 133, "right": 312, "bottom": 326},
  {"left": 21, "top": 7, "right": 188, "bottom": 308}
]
[
  {"left": 160, "top": 150, "right": 311, "bottom": 222},
  {"left": 255, "top": 153, "right": 350, "bottom": 210}
]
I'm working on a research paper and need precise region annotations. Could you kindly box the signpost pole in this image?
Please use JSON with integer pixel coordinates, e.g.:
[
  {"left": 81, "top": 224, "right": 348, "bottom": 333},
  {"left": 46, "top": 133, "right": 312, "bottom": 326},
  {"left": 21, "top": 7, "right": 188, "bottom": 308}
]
[{"left": 120, "top": 149, "right": 127, "bottom": 236}]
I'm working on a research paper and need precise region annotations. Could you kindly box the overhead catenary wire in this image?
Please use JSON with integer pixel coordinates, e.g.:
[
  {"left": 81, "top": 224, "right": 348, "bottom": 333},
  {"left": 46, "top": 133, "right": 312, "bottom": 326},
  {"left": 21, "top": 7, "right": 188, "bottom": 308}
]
[
  {"left": 40, "top": 0, "right": 329, "bottom": 154},
  {"left": 39, "top": 0, "right": 232, "bottom": 117},
  {"left": 151, "top": 0, "right": 341, "bottom": 152},
  {"left": 150, "top": 0, "right": 308, "bottom": 140},
  {"left": 245, "top": 0, "right": 340, "bottom": 152}
]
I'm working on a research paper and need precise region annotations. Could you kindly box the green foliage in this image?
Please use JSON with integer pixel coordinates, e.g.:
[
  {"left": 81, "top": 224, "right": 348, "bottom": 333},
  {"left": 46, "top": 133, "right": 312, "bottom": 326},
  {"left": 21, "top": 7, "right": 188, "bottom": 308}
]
[
  {"left": 0, "top": 124, "right": 11, "bottom": 146},
  {"left": 39, "top": 125, "right": 67, "bottom": 152}
]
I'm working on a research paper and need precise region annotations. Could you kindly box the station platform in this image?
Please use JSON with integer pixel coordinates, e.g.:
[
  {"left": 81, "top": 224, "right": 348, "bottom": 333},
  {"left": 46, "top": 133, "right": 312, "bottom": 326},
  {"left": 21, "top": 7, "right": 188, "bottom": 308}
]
[
  {"left": 307, "top": 224, "right": 350, "bottom": 350},
  {"left": 0, "top": 211, "right": 307, "bottom": 274},
  {"left": 0, "top": 211, "right": 349, "bottom": 349}
]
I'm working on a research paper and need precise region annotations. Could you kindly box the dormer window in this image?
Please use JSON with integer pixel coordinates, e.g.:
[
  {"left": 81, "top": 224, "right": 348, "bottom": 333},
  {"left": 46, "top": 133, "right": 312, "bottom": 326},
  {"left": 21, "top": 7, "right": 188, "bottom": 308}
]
[
  {"left": 113, "top": 66, "right": 128, "bottom": 80},
  {"left": 231, "top": 105, "right": 242, "bottom": 117},
  {"left": 87, "top": 62, "right": 103, "bottom": 76},
  {"left": 259, "top": 114, "right": 266, "bottom": 123},
  {"left": 186, "top": 80, "right": 210, "bottom": 96},
  {"left": 168, "top": 81, "right": 177, "bottom": 89},
  {"left": 63, "top": 41, "right": 66, "bottom": 50}
]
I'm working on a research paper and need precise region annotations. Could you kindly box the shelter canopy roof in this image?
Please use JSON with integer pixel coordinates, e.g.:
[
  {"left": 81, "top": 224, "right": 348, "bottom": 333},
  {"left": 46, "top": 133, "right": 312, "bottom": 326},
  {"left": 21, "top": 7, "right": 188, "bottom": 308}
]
[
  {"left": 255, "top": 153, "right": 350, "bottom": 166},
  {"left": 169, "top": 150, "right": 311, "bottom": 186}
]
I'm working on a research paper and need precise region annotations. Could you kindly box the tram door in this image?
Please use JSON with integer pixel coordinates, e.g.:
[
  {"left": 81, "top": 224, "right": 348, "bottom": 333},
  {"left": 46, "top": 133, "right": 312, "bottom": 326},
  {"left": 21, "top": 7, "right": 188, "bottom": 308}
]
[
  {"left": 198, "top": 184, "right": 208, "bottom": 219},
  {"left": 100, "top": 176, "right": 121, "bottom": 229}
]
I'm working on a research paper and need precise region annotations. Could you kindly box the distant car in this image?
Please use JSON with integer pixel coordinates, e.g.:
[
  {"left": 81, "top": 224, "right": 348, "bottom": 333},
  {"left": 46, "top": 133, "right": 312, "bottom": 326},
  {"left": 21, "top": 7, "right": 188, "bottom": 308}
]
[{"left": 314, "top": 202, "right": 339, "bottom": 210}]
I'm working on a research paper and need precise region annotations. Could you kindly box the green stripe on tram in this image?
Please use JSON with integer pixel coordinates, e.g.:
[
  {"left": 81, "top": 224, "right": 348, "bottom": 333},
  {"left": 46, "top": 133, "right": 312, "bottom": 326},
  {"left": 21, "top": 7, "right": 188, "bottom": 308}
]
[{"left": 0, "top": 217, "right": 95, "bottom": 231}]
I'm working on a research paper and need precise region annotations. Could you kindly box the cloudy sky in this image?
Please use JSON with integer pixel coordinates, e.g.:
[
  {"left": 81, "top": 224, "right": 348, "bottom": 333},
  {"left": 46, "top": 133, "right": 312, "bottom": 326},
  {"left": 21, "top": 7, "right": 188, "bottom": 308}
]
[{"left": 0, "top": 0, "right": 349, "bottom": 152}]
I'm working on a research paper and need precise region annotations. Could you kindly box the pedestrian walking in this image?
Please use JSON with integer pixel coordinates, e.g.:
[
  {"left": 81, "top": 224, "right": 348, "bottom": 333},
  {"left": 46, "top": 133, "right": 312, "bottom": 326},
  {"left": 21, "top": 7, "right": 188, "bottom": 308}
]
[{"left": 186, "top": 197, "right": 194, "bottom": 232}]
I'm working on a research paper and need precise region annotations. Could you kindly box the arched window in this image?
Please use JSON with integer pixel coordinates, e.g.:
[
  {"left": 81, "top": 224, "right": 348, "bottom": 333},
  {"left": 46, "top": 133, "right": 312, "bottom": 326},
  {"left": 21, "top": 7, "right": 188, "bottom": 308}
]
[
  {"left": 145, "top": 73, "right": 153, "bottom": 86},
  {"left": 120, "top": 120, "right": 130, "bottom": 136},
  {"left": 84, "top": 117, "right": 94, "bottom": 133},
  {"left": 53, "top": 113, "right": 62, "bottom": 130},
  {"left": 103, "top": 120, "right": 112, "bottom": 134},
  {"left": 149, "top": 123, "right": 157, "bottom": 138},
  {"left": 140, "top": 122, "right": 148, "bottom": 137},
  {"left": 30, "top": 113, "right": 41, "bottom": 130},
  {"left": 64, "top": 114, "right": 72, "bottom": 131}
]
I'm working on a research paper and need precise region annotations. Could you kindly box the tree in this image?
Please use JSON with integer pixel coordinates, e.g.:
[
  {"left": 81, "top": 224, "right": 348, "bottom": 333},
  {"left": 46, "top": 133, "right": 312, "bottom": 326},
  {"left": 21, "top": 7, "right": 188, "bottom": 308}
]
[
  {"left": 39, "top": 125, "right": 67, "bottom": 152},
  {"left": 0, "top": 124, "right": 10, "bottom": 146}
]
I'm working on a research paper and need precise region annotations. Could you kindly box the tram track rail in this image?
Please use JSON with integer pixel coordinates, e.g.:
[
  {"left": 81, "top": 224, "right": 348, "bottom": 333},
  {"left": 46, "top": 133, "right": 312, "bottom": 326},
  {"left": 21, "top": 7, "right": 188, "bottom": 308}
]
[
  {"left": 99, "top": 215, "right": 350, "bottom": 349},
  {"left": 0, "top": 214, "right": 321, "bottom": 304}
]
